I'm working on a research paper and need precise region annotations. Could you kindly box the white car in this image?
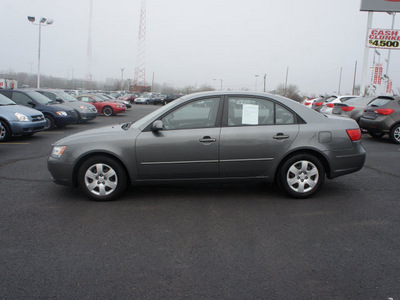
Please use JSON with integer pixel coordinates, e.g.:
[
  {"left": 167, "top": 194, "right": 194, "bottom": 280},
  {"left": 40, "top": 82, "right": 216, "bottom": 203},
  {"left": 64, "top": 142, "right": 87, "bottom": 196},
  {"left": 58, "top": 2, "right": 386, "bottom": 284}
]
[{"left": 320, "top": 95, "right": 356, "bottom": 115}]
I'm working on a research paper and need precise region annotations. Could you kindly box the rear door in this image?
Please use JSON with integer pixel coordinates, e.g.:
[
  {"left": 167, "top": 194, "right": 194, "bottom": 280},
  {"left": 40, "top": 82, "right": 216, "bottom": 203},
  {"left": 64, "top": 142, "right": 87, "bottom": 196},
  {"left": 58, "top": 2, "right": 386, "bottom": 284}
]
[{"left": 219, "top": 96, "right": 299, "bottom": 178}]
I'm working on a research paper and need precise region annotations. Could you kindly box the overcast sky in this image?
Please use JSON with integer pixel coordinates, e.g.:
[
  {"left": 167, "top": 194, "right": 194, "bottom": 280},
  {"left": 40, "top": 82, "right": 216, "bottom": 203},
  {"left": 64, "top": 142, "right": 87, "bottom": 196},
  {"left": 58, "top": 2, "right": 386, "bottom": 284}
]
[{"left": 1, "top": 0, "right": 399, "bottom": 95}]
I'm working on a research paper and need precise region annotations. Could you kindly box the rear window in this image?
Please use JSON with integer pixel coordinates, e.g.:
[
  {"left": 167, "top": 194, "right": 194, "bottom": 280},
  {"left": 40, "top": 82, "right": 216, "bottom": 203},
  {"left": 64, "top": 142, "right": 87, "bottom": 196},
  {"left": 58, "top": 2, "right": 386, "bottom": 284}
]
[{"left": 368, "top": 98, "right": 393, "bottom": 107}]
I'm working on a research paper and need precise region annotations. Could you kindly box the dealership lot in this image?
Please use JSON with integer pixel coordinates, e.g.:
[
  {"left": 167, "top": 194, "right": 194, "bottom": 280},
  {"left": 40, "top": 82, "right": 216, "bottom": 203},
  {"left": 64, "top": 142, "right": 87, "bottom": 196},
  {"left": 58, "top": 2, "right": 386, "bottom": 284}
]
[{"left": 1, "top": 104, "right": 400, "bottom": 299}]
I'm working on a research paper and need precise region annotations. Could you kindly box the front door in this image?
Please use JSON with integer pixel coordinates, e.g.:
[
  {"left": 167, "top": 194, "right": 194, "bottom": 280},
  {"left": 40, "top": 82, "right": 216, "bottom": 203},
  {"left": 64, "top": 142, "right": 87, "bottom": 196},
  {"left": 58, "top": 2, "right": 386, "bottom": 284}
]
[{"left": 136, "top": 97, "right": 222, "bottom": 179}]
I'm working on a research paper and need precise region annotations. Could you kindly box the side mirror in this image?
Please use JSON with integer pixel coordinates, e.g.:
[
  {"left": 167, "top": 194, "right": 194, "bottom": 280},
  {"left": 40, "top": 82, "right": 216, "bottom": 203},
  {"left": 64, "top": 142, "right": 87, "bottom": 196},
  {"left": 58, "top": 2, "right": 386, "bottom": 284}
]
[
  {"left": 151, "top": 120, "right": 163, "bottom": 131},
  {"left": 28, "top": 101, "right": 35, "bottom": 107},
  {"left": 56, "top": 98, "right": 63, "bottom": 103}
]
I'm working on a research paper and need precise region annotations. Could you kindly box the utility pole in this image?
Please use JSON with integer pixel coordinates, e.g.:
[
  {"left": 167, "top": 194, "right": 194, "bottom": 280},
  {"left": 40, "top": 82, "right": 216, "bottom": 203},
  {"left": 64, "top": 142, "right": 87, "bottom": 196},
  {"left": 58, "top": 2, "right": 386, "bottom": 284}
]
[
  {"left": 284, "top": 66, "right": 289, "bottom": 96},
  {"left": 338, "top": 67, "right": 343, "bottom": 95},
  {"left": 120, "top": 68, "right": 125, "bottom": 90}
]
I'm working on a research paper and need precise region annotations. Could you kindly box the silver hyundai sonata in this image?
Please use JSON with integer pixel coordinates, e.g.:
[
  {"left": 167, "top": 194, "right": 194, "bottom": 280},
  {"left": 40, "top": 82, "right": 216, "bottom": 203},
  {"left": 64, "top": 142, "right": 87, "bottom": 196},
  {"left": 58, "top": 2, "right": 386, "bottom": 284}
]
[{"left": 48, "top": 91, "right": 366, "bottom": 201}]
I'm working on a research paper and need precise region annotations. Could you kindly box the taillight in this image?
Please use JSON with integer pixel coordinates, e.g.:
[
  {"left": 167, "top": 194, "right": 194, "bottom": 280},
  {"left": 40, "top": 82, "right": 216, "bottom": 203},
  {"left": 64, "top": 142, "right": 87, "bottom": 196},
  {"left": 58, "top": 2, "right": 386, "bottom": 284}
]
[
  {"left": 314, "top": 102, "right": 322, "bottom": 106},
  {"left": 374, "top": 108, "right": 394, "bottom": 115},
  {"left": 341, "top": 106, "right": 355, "bottom": 112},
  {"left": 326, "top": 103, "right": 334, "bottom": 108},
  {"left": 304, "top": 102, "right": 311, "bottom": 106},
  {"left": 346, "top": 129, "right": 361, "bottom": 141}
]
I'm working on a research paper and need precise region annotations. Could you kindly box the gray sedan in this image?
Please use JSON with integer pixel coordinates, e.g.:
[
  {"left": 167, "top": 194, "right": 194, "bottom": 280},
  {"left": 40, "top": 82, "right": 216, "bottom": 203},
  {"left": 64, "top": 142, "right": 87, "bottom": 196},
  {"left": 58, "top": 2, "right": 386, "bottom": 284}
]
[{"left": 48, "top": 91, "right": 366, "bottom": 201}]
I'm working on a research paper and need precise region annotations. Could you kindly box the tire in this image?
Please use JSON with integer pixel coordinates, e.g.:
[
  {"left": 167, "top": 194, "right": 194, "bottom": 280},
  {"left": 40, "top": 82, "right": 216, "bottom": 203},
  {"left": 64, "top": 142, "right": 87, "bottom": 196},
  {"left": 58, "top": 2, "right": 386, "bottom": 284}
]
[
  {"left": 102, "top": 106, "right": 113, "bottom": 117},
  {"left": 78, "top": 155, "right": 127, "bottom": 201},
  {"left": 389, "top": 124, "right": 400, "bottom": 144},
  {"left": 368, "top": 131, "right": 384, "bottom": 139},
  {"left": 162, "top": 100, "right": 166, "bottom": 105},
  {"left": 44, "top": 114, "right": 55, "bottom": 130},
  {"left": 0, "top": 121, "right": 11, "bottom": 142},
  {"left": 278, "top": 154, "right": 325, "bottom": 199}
]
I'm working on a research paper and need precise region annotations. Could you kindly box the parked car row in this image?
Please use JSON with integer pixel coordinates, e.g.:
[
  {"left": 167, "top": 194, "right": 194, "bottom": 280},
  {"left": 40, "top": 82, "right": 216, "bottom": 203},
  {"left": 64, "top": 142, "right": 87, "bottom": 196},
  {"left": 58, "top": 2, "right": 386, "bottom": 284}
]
[
  {"left": 304, "top": 94, "right": 400, "bottom": 144},
  {"left": 0, "top": 88, "right": 130, "bottom": 142}
]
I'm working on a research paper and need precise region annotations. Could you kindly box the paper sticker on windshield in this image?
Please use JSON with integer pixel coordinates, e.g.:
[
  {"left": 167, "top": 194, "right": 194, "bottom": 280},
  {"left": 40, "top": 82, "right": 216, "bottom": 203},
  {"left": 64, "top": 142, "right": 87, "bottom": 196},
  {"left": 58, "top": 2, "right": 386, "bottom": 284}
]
[{"left": 242, "top": 104, "right": 259, "bottom": 125}]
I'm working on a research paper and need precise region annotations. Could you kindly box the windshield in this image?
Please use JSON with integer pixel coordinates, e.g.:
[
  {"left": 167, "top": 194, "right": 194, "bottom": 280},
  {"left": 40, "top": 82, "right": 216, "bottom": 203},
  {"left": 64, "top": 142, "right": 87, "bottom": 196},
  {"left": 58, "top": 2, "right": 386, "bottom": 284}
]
[
  {"left": 90, "top": 95, "right": 104, "bottom": 102},
  {"left": 141, "top": 93, "right": 152, "bottom": 98},
  {"left": 345, "top": 97, "right": 364, "bottom": 104},
  {"left": 54, "top": 91, "right": 78, "bottom": 102},
  {"left": 26, "top": 91, "right": 52, "bottom": 105},
  {"left": 324, "top": 96, "right": 337, "bottom": 103},
  {"left": 0, "top": 94, "right": 16, "bottom": 105}
]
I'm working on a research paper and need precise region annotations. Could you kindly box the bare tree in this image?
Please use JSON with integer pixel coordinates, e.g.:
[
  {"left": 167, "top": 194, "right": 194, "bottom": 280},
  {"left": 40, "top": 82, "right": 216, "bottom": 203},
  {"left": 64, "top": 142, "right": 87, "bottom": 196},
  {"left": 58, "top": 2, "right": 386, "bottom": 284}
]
[{"left": 275, "top": 83, "right": 302, "bottom": 102}]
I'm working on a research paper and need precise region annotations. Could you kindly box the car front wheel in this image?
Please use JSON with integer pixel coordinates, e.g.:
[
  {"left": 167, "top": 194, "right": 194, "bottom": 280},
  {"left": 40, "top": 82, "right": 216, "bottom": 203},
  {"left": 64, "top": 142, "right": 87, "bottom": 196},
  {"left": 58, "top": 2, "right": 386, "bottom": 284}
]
[
  {"left": 0, "top": 121, "right": 11, "bottom": 142},
  {"left": 78, "top": 155, "right": 127, "bottom": 201},
  {"left": 44, "top": 114, "right": 55, "bottom": 130},
  {"left": 102, "top": 106, "right": 113, "bottom": 116},
  {"left": 279, "top": 154, "right": 325, "bottom": 199},
  {"left": 390, "top": 124, "right": 400, "bottom": 144}
]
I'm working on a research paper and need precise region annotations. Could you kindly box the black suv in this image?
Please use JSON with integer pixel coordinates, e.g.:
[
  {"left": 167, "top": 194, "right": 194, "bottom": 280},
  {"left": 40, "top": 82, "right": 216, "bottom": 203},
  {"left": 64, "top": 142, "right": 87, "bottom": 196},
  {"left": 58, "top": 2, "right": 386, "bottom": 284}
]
[{"left": 0, "top": 89, "right": 78, "bottom": 130}]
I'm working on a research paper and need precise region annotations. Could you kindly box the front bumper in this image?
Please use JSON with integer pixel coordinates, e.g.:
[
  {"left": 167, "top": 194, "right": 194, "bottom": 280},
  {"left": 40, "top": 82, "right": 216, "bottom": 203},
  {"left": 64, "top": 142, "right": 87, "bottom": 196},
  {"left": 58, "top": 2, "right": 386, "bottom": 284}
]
[
  {"left": 10, "top": 120, "right": 47, "bottom": 136},
  {"left": 48, "top": 157, "right": 75, "bottom": 186}
]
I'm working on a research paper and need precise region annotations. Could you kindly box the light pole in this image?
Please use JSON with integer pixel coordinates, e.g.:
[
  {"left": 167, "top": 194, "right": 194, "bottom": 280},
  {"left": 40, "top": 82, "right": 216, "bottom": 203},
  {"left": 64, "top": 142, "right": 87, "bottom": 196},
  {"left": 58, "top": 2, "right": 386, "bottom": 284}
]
[
  {"left": 28, "top": 16, "right": 54, "bottom": 88},
  {"left": 254, "top": 75, "right": 259, "bottom": 91}
]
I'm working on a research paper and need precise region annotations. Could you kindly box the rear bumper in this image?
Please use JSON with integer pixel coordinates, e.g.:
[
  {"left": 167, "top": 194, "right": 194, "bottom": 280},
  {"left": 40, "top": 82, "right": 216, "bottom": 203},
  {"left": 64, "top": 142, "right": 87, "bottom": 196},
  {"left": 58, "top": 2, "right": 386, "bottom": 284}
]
[
  {"left": 359, "top": 117, "right": 393, "bottom": 133},
  {"left": 326, "top": 142, "right": 366, "bottom": 179}
]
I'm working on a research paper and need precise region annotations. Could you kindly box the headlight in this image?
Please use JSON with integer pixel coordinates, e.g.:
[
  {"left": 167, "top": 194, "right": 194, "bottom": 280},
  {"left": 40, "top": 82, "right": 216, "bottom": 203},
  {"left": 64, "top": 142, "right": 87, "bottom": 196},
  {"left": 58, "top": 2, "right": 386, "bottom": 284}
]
[
  {"left": 51, "top": 146, "right": 66, "bottom": 158},
  {"left": 15, "top": 112, "right": 30, "bottom": 122},
  {"left": 79, "top": 106, "right": 90, "bottom": 111},
  {"left": 116, "top": 105, "right": 125, "bottom": 108},
  {"left": 56, "top": 111, "right": 68, "bottom": 116}
]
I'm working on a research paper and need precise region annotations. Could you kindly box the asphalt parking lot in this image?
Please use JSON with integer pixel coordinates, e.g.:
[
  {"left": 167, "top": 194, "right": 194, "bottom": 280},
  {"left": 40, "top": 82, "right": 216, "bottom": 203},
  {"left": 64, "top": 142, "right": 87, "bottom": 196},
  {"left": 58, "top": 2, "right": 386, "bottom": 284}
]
[{"left": 1, "top": 104, "right": 400, "bottom": 299}]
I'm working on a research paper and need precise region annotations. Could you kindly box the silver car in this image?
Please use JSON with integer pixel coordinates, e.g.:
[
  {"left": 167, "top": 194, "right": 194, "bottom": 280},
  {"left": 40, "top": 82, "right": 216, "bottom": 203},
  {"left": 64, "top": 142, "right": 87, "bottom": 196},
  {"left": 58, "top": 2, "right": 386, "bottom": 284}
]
[{"left": 48, "top": 91, "right": 366, "bottom": 201}]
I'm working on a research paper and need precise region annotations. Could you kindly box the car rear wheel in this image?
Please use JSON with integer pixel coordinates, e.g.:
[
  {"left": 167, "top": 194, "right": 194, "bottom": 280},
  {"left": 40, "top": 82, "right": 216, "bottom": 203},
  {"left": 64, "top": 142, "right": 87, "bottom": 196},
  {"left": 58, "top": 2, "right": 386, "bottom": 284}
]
[
  {"left": 78, "top": 155, "right": 127, "bottom": 201},
  {"left": 102, "top": 106, "right": 113, "bottom": 116},
  {"left": 44, "top": 114, "right": 55, "bottom": 130},
  {"left": 368, "top": 131, "right": 384, "bottom": 139},
  {"left": 0, "top": 121, "right": 11, "bottom": 142},
  {"left": 279, "top": 154, "right": 325, "bottom": 199},
  {"left": 389, "top": 124, "right": 400, "bottom": 144}
]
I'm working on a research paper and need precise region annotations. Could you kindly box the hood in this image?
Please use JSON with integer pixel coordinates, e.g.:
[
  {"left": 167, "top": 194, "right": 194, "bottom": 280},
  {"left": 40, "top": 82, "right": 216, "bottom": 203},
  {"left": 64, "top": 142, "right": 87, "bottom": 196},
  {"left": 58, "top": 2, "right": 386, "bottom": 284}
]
[
  {"left": 46, "top": 103, "right": 76, "bottom": 112},
  {"left": 0, "top": 104, "right": 43, "bottom": 116},
  {"left": 54, "top": 123, "right": 139, "bottom": 145}
]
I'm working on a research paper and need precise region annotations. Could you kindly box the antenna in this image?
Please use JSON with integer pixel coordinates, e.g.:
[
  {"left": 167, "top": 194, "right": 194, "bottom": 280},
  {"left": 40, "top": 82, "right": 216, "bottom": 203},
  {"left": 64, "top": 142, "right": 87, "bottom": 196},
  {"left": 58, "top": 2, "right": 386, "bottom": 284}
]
[
  {"left": 133, "top": 0, "right": 146, "bottom": 89},
  {"left": 86, "top": 0, "right": 93, "bottom": 88}
]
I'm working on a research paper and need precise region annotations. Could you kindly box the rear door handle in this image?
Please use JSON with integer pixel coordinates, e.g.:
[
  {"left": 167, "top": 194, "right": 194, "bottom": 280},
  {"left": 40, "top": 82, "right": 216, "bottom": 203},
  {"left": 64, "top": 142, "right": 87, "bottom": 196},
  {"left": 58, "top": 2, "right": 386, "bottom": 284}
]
[
  {"left": 199, "top": 136, "right": 217, "bottom": 143},
  {"left": 273, "top": 133, "right": 289, "bottom": 140}
]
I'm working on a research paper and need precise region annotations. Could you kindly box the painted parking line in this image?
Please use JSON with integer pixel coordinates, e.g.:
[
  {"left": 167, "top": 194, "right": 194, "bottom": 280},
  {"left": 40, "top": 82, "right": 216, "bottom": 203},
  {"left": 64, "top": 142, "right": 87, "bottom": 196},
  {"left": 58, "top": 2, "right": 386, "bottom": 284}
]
[{"left": 36, "top": 132, "right": 64, "bottom": 134}]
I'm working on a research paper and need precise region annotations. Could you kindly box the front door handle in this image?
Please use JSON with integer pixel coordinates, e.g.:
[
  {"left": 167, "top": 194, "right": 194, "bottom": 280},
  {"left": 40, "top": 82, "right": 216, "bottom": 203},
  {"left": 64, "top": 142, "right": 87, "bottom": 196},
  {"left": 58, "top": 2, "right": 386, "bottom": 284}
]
[
  {"left": 273, "top": 133, "right": 289, "bottom": 140},
  {"left": 199, "top": 136, "right": 217, "bottom": 143}
]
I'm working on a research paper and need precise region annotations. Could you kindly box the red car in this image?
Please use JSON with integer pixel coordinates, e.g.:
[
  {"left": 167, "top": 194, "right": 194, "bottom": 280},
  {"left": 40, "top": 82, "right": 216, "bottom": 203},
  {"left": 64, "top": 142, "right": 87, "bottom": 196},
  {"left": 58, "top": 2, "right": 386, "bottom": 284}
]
[{"left": 76, "top": 94, "right": 126, "bottom": 116}]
